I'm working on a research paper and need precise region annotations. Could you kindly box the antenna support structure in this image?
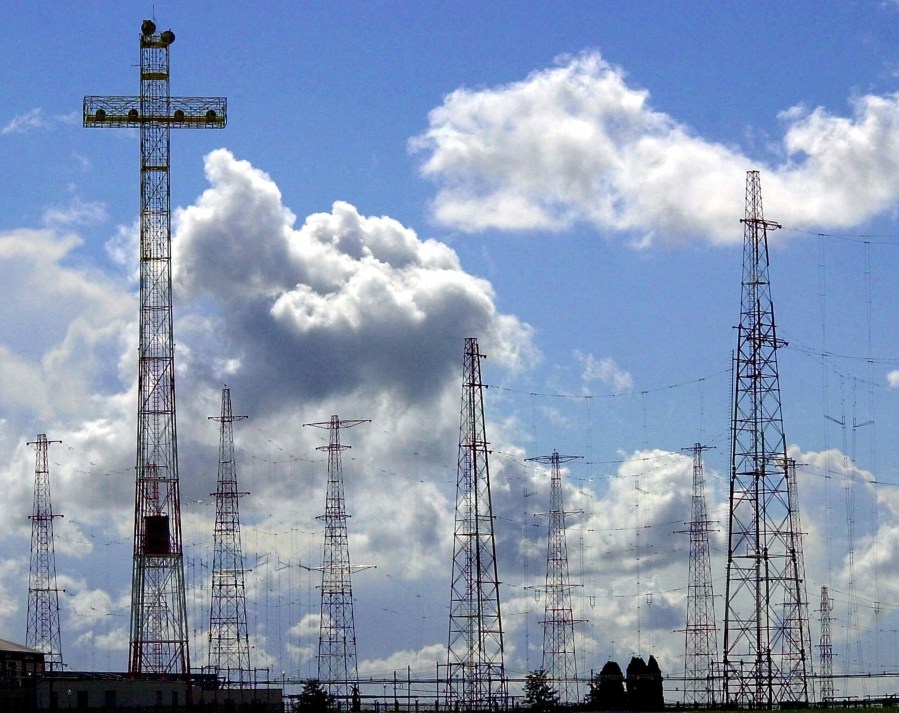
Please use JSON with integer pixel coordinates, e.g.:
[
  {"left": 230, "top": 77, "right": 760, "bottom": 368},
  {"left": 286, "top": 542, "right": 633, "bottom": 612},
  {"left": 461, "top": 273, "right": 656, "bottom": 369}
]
[
  {"left": 83, "top": 19, "right": 227, "bottom": 674},
  {"left": 681, "top": 443, "right": 718, "bottom": 707},
  {"left": 304, "top": 416, "right": 370, "bottom": 701},
  {"left": 446, "top": 337, "right": 507, "bottom": 710},
  {"left": 818, "top": 585, "right": 834, "bottom": 702},
  {"left": 527, "top": 450, "right": 583, "bottom": 704},
  {"left": 722, "top": 170, "right": 810, "bottom": 708},
  {"left": 207, "top": 387, "right": 252, "bottom": 686},
  {"left": 26, "top": 434, "right": 64, "bottom": 671}
]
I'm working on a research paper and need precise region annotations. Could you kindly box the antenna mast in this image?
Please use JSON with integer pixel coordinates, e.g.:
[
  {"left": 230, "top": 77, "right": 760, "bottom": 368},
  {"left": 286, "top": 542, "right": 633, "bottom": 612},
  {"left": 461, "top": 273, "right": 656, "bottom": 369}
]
[
  {"left": 26, "top": 434, "right": 64, "bottom": 671},
  {"left": 818, "top": 586, "right": 834, "bottom": 703},
  {"left": 446, "top": 337, "right": 507, "bottom": 710},
  {"left": 304, "top": 416, "right": 369, "bottom": 701},
  {"left": 528, "top": 451, "right": 583, "bottom": 703},
  {"left": 681, "top": 443, "right": 718, "bottom": 706},
  {"left": 207, "top": 387, "right": 252, "bottom": 686},
  {"left": 722, "top": 170, "right": 810, "bottom": 707},
  {"left": 84, "top": 19, "right": 226, "bottom": 674}
]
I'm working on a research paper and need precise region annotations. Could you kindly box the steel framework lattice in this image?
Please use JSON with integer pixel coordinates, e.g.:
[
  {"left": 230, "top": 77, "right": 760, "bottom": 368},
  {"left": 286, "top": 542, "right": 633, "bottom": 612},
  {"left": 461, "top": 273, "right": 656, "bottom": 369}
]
[
  {"left": 208, "top": 387, "right": 252, "bottom": 686},
  {"left": 26, "top": 434, "right": 64, "bottom": 671},
  {"left": 722, "top": 170, "right": 810, "bottom": 707},
  {"left": 818, "top": 586, "right": 834, "bottom": 702},
  {"left": 305, "top": 416, "right": 369, "bottom": 700},
  {"left": 84, "top": 19, "right": 226, "bottom": 674},
  {"left": 682, "top": 443, "right": 718, "bottom": 706},
  {"left": 446, "top": 337, "right": 507, "bottom": 710},
  {"left": 783, "top": 457, "right": 815, "bottom": 700},
  {"left": 528, "top": 451, "right": 582, "bottom": 704}
]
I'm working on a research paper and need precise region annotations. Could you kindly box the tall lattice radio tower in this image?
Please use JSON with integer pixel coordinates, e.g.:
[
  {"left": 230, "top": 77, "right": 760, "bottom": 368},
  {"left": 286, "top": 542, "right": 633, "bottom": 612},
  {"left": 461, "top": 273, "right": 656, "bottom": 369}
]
[
  {"left": 818, "top": 586, "right": 834, "bottom": 702},
  {"left": 305, "top": 416, "right": 369, "bottom": 701},
  {"left": 26, "top": 434, "right": 64, "bottom": 671},
  {"left": 681, "top": 443, "right": 718, "bottom": 706},
  {"left": 723, "top": 170, "right": 810, "bottom": 707},
  {"left": 528, "top": 451, "right": 582, "bottom": 704},
  {"left": 208, "top": 387, "right": 252, "bottom": 685},
  {"left": 446, "top": 337, "right": 507, "bottom": 710},
  {"left": 84, "top": 19, "right": 226, "bottom": 674}
]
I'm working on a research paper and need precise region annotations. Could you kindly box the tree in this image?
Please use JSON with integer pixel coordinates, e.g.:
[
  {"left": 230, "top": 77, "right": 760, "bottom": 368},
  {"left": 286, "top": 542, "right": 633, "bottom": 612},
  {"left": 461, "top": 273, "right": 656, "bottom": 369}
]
[
  {"left": 525, "top": 669, "right": 560, "bottom": 712},
  {"left": 646, "top": 656, "right": 664, "bottom": 711},
  {"left": 585, "top": 661, "right": 626, "bottom": 710},
  {"left": 294, "top": 679, "right": 335, "bottom": 713},
  {"left": 626, "top": 657, "right": 649, "bottom": 710}
]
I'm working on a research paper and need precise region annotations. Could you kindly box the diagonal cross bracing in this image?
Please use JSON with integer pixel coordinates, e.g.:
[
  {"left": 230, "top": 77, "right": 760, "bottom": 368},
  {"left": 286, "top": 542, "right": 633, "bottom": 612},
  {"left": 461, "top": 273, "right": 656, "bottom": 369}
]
[
  {"left": 722, "top": 171, "right": 809, "bottom": 708},
  {"left": 446, "top": 337, "right": 507, "bottom": 710},
  {"left": 83, "top": 19, "right": 226, "bottom": 675}
]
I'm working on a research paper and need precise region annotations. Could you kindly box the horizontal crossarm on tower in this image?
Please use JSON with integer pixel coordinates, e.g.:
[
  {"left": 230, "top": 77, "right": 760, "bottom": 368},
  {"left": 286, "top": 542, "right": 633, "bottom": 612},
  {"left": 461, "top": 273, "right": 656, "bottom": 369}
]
[
  {"left": 84, "top": 96, "right": 226, "bottom": 128},
  {"left": 82, "top": 18, "right": 228, "bottom": 676}
]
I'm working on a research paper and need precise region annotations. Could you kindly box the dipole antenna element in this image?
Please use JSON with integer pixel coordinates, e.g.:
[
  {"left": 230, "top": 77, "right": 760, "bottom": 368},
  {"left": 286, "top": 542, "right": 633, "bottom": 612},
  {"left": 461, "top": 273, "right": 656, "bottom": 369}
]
[
  {"left": 722, "top": 170, "right": 809, "bottom": 707},
  {"left": 26, "top": 434, "right": 64, "bottom": 671},
  {"left": 527, "top": 450, "right": 583, "bottom": 704},
  {"left": 83, "top": 19, "right": 226, "bottom": 675},
  {"left": 207, "top": 387, "right": 252, "bottom": 686},
  {"left": 680, "top": 443, "right": 718, "bottom": 707},
  {"left": 304, "top": 416, "right": 370, "bottom": 701},
  {"left": 446, "top": 337, "right": 507, "bottom": 710}
]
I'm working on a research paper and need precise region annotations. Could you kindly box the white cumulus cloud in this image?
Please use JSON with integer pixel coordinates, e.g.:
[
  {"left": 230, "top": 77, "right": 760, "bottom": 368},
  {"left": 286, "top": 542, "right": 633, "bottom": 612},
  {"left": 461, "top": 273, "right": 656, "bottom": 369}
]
[
  {"left": 575, "top": 350, "right": 634, "bottom": 393},
  {"left": 173, "top": 149, "right": 538, "bottom": 414},
  {"left": 412, "top": 51, "right": 899, "bottom": 245}
]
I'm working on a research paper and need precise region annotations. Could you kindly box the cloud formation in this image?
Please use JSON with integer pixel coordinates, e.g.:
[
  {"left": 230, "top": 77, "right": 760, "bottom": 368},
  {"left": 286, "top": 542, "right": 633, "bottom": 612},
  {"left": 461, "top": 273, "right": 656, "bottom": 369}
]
[
  {"left": 1, "top": 108, "right": 47, "bottom": 135},
  {"left": 173, "top": 149, "right": 537, "bottom": 412},
  {"left": 0, "top": 148, "right": 541, "bottom": 672},
  {"left": 412, "top": 52, "right": 899, "bottom": 245},
  {"left": 576, "top": 350, "right": 634, "bottom": 393}
]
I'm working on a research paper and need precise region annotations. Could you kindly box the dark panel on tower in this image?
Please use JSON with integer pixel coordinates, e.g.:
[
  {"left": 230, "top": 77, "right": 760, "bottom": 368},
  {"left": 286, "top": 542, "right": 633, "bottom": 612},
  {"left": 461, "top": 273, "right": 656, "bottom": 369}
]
[{"left": 144, "top": 516, "right": 171, "bottom": 555}]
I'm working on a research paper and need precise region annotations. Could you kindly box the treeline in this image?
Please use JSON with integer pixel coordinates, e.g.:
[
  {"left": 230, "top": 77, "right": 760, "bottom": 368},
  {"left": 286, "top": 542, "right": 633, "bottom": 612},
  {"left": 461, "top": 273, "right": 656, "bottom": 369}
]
[
  {"left": 585, "top": 656, "right": 664, "bottom": 711},
  {"left": 525, "top": 655, "right": 665, "bottom": 711}
]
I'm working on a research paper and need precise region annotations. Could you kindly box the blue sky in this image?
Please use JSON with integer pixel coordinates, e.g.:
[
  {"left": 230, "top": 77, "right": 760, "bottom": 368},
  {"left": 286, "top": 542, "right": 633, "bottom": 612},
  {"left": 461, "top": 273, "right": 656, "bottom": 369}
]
[{"left": 2, "top": 0, "right": 899, "bottom": 702}]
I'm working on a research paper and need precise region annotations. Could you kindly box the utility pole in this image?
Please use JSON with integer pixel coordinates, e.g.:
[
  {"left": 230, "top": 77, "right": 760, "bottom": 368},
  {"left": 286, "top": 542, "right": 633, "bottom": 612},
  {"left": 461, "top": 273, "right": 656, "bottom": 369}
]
[
  {"left": 208, "top": 387, "right": 252, "bottom": 686},
  {"left": 304, "top": 416, "right": 369, "bottom": 701},
  {"left": 83, "top": 19, "right": 226, "bottom": 674},
  {"left": 722, "top": 170, "right": 809, "bottom": 707},
  {"left": 528, "top": 451, "right": 582, "bottom": 704},
  {"left": 446, "top": 337, "right": 507, "bottom": 710},
  {"left": 26, "top": 434, "right": 64, "bottom": 671},
  {"left": 681, "top": 443, "right": 718, "bottom": 706}
]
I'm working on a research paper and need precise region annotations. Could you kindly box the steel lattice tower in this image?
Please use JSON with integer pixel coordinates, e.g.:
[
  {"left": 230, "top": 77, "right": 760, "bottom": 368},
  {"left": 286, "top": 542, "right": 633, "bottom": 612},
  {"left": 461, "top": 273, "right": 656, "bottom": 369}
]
[
  {"left": 682, "top": 443, "right": 718, "bottom": 707},
  {"left": 446, "top": 337, "right": 507, "bottom": 710},
  {"left": 818, "top": 586, "right": 834, "bottom": 702},
  {"left": 783, "top": 457, "right": 814, "bottom": 700},
  {"left": 305, "top": 416, "right": 369, "bottom": 700},
  {"left": 723, "top": 170, "right": 809, "bottom": 707},
  {"left": 26, "top": 434, "right": 64, "bottom": 671},
  {"left": 527, "top": 451, "right": 582, "bottom": 704},
  {"left": 84, "top": 19, "right": 226, "bottom": 674},
  {"left": 208, "top": 387, "right": 252, "bottom": 685}
]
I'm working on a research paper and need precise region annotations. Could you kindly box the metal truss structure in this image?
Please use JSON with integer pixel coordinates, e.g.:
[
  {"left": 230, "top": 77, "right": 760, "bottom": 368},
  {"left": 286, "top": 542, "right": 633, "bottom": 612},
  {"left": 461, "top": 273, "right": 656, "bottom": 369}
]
[
  {"left": 84, "top": 19, "right": 226, "bottom": 674},
  {"left": 722, "top": 170, "right": 810, "bottom": 707},
  {"left": 446, "top": 337, "right": 507, "bottom": 710},
  {"left": 819, "top": 586, "right": 834, "bottom": 702},
  {"left": 208, "top": 387, "right": 252, "bottom": 686},
  {"left": 305, "top": 416, "right": 369, "bottom": 700},
  {"left": 26, "top": 434, "right": 64, "bottom": 671},
  {"left": 682, "top": 443, "right": 718, "bottom": 706},
  {"left": 528, "top": 451, "right": 582, "bottom": 703}
]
